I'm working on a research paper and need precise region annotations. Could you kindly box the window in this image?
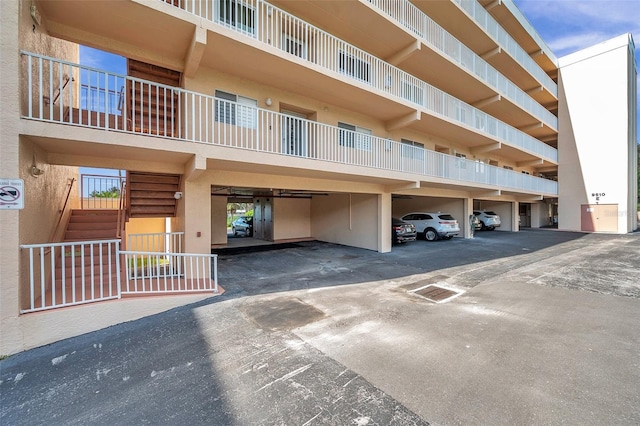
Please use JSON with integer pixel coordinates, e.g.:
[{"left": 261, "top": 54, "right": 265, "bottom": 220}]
[
  {"left": 338, "top": 51, "right": 370, "bottom": 83},
  {"left": 215, "top": 90, "right": 257, "bottom": 128},
  {"left": 338, "top": 122, "right": 372, "bottom": 151},
  {"left": 283, "top": 33, "right": 307, "bottom": 59},
  {"left": 401, "top": 139, "right": 425, "bottom": 160},
  {"left": 455, "top": 152, "right": 467, "bottom": 169},
  {"left": 217, "top": 0, "right": 255, "bottom": 35},
  {"left": 402, "top": 80, "right": 424, "bottom": 105},
  {"left": 503, "top": 165, "right": 513, "bottom": 170}
]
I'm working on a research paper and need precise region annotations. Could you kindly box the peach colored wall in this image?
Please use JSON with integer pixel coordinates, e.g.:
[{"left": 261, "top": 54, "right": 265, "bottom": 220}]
[
  {"left": 311, "top": 193, "right": 378, "bottom": 251},
  {"left": 273, "top": 197, "right": 311, "bottom": 240},
  {"left": 211, "top": 195, "right": 228, "bottom": 245},
  {"left": 182, "top": 66, "right": 528, "bottom": 171},
  {"left": 125, "top": 217, "right": 166, "bottom": 250},
  {"left": 2, "top": 0, "right": 82, "bottom": 355}
]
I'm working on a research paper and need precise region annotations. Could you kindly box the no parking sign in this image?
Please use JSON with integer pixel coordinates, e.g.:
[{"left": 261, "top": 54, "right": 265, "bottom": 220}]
[{"left": 0, "top": 178, "right": 24, "bottom": 210}]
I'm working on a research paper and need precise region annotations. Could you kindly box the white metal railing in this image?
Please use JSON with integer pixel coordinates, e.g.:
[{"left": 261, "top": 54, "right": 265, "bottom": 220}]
[
  {"left": 21, "top": 51, "right": 557, "bottom": 195},
  {"left": 156, "top": 0, "right": 559, "bottom": 158},
  {"left": 452, "top": 0, "right": 557, "bottom": 97},
  {"left": 20, "top": 240, "right": 121, "bottom": 313},
  {"left": 81, "top": 173, "right": 126, "bottom": 209},
  {"left": 368, "top": 0, "right": 557, "bottom": 129},
  {"left": 127, "top": 232, "right": 184, "bottom": 253},
  {"left": 21, "top": 235, "right": 218, "bottom": 313},
  {"left": 121, "top": 251, "right": 218, "bottom": 295}
]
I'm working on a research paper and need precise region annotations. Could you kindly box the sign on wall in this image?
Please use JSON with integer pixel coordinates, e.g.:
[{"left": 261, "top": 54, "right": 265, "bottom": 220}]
[{"left": 0, "top": 178, "right": 25, "bottom": 210}]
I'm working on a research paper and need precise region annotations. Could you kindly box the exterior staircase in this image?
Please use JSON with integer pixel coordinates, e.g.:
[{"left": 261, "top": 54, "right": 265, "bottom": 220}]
[
  {"left": 128, "top": 171, "right": 181, "bottom": 218},
  {"left": 63, "top": 209, "right": 120, "bottom": 241}
]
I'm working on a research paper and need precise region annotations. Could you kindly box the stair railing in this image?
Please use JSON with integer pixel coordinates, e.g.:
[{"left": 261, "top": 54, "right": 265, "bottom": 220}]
[
  {"left": 49, "top": 177, "right": 76, "bottom": 243},
  {"left": 117, "top": 180, "right": 127, "bottom": 243}
]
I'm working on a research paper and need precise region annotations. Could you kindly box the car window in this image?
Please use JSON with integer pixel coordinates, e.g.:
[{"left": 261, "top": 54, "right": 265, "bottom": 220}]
[
  {"left": 473, "top": 212, "right": 480, "bottom": 216},
  {"left": 484, "top": 211, "right": 497, "bottom": 216},
  {"left": 438, "top": 214, "right": 455, "bottom": 220}
]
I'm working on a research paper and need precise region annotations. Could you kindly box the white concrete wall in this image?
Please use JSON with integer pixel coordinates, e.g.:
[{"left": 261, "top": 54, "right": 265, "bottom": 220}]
[{"left": 558, "top": 34, "right": 637, "bottom": 233}]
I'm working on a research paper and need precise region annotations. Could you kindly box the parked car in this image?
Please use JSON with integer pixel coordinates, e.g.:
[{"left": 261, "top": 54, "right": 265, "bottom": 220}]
[
  {"left": 400, "top": 212, "right": 460, "bottom": 241},
  {"left": 474, "top": 210, "right": 501, "bottom": 230},
  {"left": 392, "top": 218, "right": 417, "bottom": 244},
  {"left": 232, "top": 216, "right": 253, "bottom": 236}
]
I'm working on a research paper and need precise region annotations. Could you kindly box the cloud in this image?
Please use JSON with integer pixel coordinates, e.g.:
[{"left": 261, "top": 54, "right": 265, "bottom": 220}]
[{"left": 513, "top": 0, "right": 640, "bottom": 56}]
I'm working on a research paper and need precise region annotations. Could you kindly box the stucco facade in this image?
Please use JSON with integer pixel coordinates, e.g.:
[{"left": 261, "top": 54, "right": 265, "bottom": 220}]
[
  {"left": 558, "top": 34, "right": 638, "bottom": 233},
  {"left": 0, "top": 0, "right": 636, "bottom": 355}
]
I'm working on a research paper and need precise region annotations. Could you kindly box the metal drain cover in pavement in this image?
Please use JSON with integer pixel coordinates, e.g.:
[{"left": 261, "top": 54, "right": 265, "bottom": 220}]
[{"left": 411, "top": 284, "right": 463, "bottom": 303}]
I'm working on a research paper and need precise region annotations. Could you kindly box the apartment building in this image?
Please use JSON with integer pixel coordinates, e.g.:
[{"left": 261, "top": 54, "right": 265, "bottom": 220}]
[{"left": 0, "top": 0, "right": 636, "bottom": 355}]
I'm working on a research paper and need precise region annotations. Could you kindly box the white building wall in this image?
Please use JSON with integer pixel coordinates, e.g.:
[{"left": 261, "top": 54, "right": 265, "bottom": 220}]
[{"left": 558, "top": 34, "right": 637, "bottom": 233}]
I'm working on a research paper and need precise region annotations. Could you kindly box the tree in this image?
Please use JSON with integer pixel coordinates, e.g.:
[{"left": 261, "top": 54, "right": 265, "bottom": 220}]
[{"left": 90, "top": 186, "right": 121, "bottom": 198}]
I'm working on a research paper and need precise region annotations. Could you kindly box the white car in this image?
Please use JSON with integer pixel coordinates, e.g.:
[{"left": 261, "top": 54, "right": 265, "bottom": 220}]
[
  {"left": 400, "top": 212, "right": 460, "bottom": 241},
  {"left": 474, "top": 210, "right": 501, "bottom": 230}
]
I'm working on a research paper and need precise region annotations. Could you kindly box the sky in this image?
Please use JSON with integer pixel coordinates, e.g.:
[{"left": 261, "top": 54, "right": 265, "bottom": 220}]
[{"left": 512, "top": 0, "right": 640, "bottom": 143}]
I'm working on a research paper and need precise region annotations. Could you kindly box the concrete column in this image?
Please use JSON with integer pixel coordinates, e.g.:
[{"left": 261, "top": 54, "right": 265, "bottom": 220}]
[
  {"left": 183, "top": 179, "right": 212, "bottom": 254},
  {"left": 530, "top": 203, "right": 542, "bottom": 228},
  {"left": 463, "top": 197, "right": 474, "bottom": 238},
  {"left": 512, "top": 201, "right": 520, "bottom": 232},
  {"left": 0, "top": 0, "right": 23, "bottom": 356},
  {"left": 378, "top": 192, "right": 391, "bottom": 253},
  {"left": 210, "top": 196, "right": 228, "bottom": 245}
]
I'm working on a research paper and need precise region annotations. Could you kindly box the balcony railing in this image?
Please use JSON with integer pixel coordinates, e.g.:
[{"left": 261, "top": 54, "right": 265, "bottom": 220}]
[
  {"left": 368, "top": 0, "right": 557, "bottom": 129},
  {"left": 81, "top": 173, "right": 126, "bottom": 209},
  {"left": 157, "top": 0, "right": 558, "bottom": 160},
  {"left": 20, "top": 51, "right": 557, "bottom": 195},
  {"left": 451, "top": 0, "right": 558, "bottom": 97},
  {"left": 20, "top": 237, "right": 218, "bottom": 313}
]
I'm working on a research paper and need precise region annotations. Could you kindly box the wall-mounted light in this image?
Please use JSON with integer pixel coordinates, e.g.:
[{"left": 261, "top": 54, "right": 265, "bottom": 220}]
[
  {"left": 174, "top": 191, "right": 183, "bottom": 200},
  {"left": 30, "top": 154, "right": 44, "bottom": 177},
  {"left": 265, "top": 98, "right": 272, "bottom": 107}
]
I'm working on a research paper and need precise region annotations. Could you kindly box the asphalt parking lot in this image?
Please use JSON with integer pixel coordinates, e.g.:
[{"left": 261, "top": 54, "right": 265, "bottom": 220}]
[{"left": 2, "top": 230, "right": 640, "bottom": 425}]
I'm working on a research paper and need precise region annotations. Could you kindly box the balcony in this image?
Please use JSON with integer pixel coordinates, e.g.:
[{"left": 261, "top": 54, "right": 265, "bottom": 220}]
[
  {"left": 269, "top": 0, "right": 558, "bottom": 136},
  {"left": 37, "top": 0, "right": 557, "bottom": 164},
  {"left": 409, "top": 0, "right": 558, "bottom": 107},
  {"left": 20, "top": 51, "right": 557, "bottom": 197}
]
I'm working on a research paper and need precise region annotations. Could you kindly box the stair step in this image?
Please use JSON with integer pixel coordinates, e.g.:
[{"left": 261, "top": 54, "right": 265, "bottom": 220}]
[
  {"left": 70, "top": 209, "right": 119, "bottom": 216},
  {"left": 64, "top": 229, "right": 118, "bottom": 241},
  {"left": 67, "top": 222, "right": 119, "bottom": 231},
  {"left": 128, "top": 182, "right": 179, "bottom": 192},
  {"left": 129, "top": 174, "right": 181, "bottom": 184},
  {"left": 67, "top": 215, "right": 119, "bottom": 224}
]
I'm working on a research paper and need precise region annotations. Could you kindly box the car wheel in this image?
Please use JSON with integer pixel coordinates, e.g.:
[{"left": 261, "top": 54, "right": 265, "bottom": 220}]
[
  {"left": 479, "top": 221, "right": 486, "bottom": 231},
  {"left": 488, "top": 226, "right": 495, "bottom": 231},
  {"left": 444, "top": 236, "right": 453, "bottom": 240},
  {"left": 232, "top": 227, "right": 238, "bottom": 236},
  {"left": 424, "top": 228, "right": 438, "bottom": 241}
]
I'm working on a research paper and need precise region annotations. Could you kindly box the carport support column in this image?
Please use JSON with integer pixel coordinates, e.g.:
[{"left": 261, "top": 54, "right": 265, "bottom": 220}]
[
  {"left": 512, "top": 201, "right": 520, "bottom": 232},
  {"left": 463, "top": 197, "right": 474, "bottom": 238},
  {"left": 379, "top": 193, "right": 392, "bottom": 253},
  {"left": 182, "top": 180, "right": 212, "bottom": 255}
]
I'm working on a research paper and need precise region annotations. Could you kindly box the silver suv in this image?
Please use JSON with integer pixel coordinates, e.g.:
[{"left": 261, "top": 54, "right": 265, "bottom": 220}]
[
  {"left": 400, "top": 212, "right": 460, "bottom": 241},
  {"left": 473, "top": 210, "right": 501, "bottom": 230}
]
